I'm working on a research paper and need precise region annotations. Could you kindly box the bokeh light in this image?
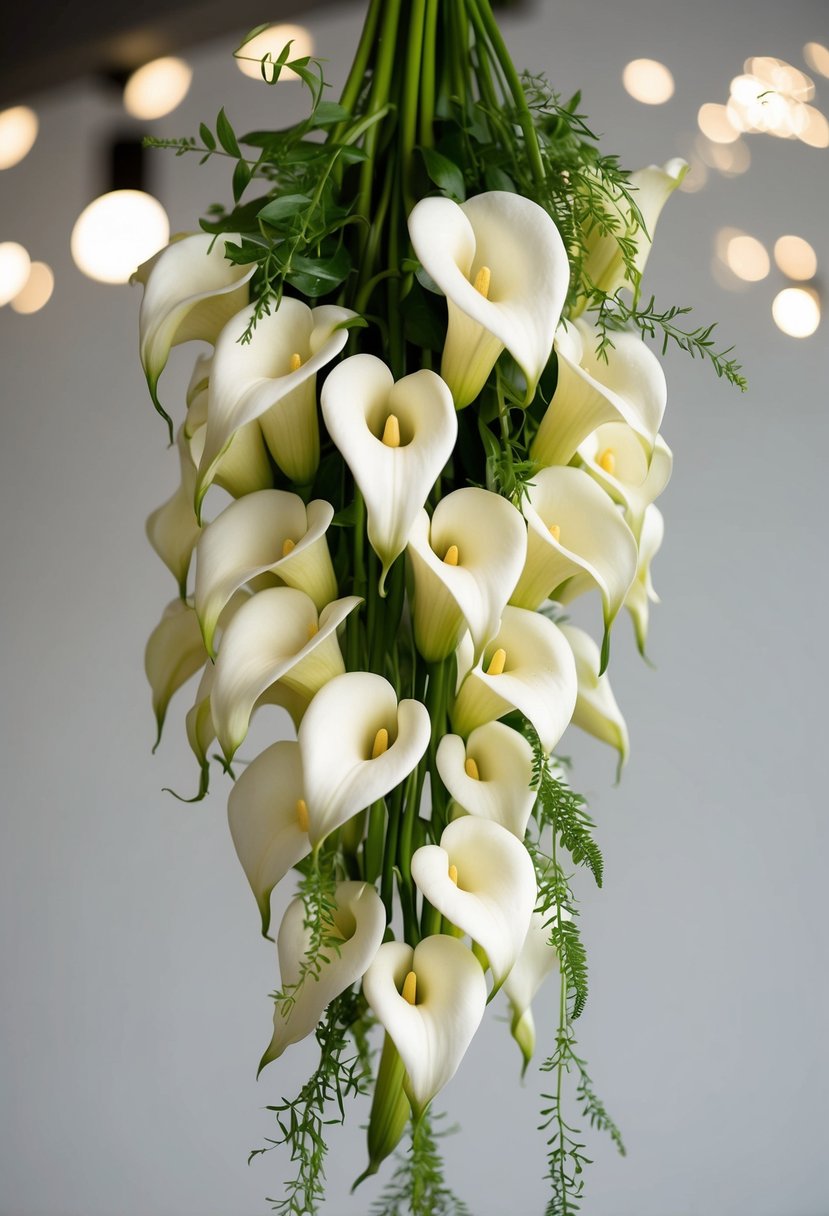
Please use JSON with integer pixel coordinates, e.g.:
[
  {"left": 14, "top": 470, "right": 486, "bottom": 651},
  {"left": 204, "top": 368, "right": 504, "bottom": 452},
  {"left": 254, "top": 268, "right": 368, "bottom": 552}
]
[
  {"left": 724, "top": 233, "right": 770, "bottom": 282},
  {"left": 123, "top": 58, "right": 193, "bottom": 121},
  {"left": 70, "top": 191, "right": 169, "bottom": 284},
  {"left": 622, "top": 59, "right": 675, "bottom": 104},
  {"left": 0, "top": 241, "right": 31, "bottom": 305},
  {"left": 698, "top": 103, "right": 740, "bottom": 143},
  {"left": 803, "top": 42, "right": 829, "bottom": 78},
  {"left": 10, "top": 261, "right": 54, "bottom": 314},
  {"left": 236, "top": 24, "right": 314, "bottom": 82},
  {"left": 0, "top": 106, "right": 38, "bottom": 170},
  {"left": 772, "top": 287, "right": 820, "bottom": 337},
  {"left": 773, "top": 235, "right": 817, "bottom": 281}
]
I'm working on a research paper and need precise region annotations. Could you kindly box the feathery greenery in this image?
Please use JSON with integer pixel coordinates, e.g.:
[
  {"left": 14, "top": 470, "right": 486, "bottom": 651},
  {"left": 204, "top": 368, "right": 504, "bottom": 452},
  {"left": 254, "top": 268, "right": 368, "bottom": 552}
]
[{"left": 370, "top": 1112, "right": 471, "bottom": 1216}]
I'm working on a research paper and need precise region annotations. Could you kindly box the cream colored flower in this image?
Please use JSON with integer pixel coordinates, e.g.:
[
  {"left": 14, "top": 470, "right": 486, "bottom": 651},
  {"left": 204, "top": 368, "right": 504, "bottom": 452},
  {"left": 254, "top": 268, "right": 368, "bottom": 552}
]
[
  {"left": 145, "top": 427, "right": 201, "bottom": 598},
  {"left": 144, "top": 599, "right": 207, "bottom": 749},
  {"left": 625, "top": 504, "right": 664, "bottom": 656},
  {"left": 503, "top": 910, "right": 564, "bottom": 1068},
  {"left": 578, "top": 423, "right": 672, "bottom": 540},
  {"left": 185, "top": 359, "right": 273, "bottom": 502},
  {"left": 560, "top": 624, "right": 629, "bottom": 773},
  {"left": 436, "top": 721, "right": 535, "bottom": 839}
]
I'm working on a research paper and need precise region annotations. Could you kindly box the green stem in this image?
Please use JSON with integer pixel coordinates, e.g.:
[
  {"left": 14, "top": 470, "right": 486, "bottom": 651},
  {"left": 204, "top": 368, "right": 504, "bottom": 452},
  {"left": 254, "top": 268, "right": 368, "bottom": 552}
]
[
  {"left": 419, "top": 0, "right": 439, "bottom": 147},
  {"left": 401, "top": 0, "right": 427, "bottom": 212},
  {"left": 338, "top": 0, "right": 384, "bottom": 115}
]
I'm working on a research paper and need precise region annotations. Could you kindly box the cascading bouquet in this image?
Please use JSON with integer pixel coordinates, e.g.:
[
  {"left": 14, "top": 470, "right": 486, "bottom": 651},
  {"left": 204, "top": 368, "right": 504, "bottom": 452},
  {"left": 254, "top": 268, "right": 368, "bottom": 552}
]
[{"left": 136, "top": 2, "right": 745, "bottom": 1212}]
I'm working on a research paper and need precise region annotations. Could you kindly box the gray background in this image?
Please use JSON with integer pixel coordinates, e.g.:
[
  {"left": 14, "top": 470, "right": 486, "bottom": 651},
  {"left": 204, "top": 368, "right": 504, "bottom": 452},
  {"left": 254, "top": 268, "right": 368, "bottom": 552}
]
[{"left": 1, "top": 0, "right": 827, "bottom": 1213}]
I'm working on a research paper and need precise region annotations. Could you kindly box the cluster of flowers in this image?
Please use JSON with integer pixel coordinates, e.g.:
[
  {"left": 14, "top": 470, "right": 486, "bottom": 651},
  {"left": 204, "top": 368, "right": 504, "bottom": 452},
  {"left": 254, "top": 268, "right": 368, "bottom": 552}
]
[{"left": 139, "top": 167, "right": 680, "bottom": 1165}]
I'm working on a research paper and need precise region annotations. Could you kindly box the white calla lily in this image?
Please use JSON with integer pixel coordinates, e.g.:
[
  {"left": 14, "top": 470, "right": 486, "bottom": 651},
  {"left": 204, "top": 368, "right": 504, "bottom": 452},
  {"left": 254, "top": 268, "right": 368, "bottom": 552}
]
[
  {"left": 299, "top": 671, "right": 431, "bottom": 847},
  {"left": 532, "top": 318, "right": 667, "bottom": 468},
  {"left": 578, "top": 423, "right": 672, "bottom": 540},
  {"left": 196, "top": 298, "right": 355, "bottom": 509},
  {"left": 211, "top": 587, "right": 361, "bottom": 760},
  {"left": 186, "top": 369, "right": 273, "bottom": 502},
  {"left": 260, "top": 881, "right": 386, "bottom": 1070},
  {"left": 146, "top": 427, "right": 201, "bottom": 597},
  {"left": 144, "top": 599, "right": 206, "bottom": 748},
  {"left": 411, "top": 817, "right": 536, "bottom": 989},
  {"left": 503, "top": 910, "right": 563, "bottom": 1067},
  {"left": 581, "top": 158, "right": 688, "bottom": 299},
  {"left": 407, "top": 487, "right": 527, "bottom": 662},
  {"left": 408, "top": 191, "right": 569, "bottom": 407},
  {"left": 135, "top": 233, "right": 254, "bottom": 436},
  {"left": 227, "top": 740, "right": 310, "bottom": 936},
  {"left": 195, "top": 490, "right": 338, "bottom": 656},
  {"left": 451, "top": 607, "right": 577, "bottom": 753},
  {"left": 362, "top": 934, "right": 487, "bottom": 1117},
  {"left": 436, "top": 721, "right": 535, "bottom": 839},
  {"left": 321, "top": 355, "right": 457, "bottom": 589},
  {"left": 560, "top": 624, "right": 629, "bottom": 774},
  {"left": 509, "top": 465, "right": 637, "bottom": 672},
  {"left": 625, "top": 504, "right": 664, "bottom": 656}
]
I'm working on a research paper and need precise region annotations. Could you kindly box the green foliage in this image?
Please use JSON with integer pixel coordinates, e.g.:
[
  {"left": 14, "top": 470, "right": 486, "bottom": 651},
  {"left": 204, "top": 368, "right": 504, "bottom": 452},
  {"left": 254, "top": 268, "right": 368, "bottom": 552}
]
[
  {"left": 369, "top": 1111, "right": 471, "bottom": 1216},
  {"left": 527, "top": 726, "right": 604, "bottom": 887},
  {"left": 271, "top": 854, "right": 342, "bottom": 1021}
]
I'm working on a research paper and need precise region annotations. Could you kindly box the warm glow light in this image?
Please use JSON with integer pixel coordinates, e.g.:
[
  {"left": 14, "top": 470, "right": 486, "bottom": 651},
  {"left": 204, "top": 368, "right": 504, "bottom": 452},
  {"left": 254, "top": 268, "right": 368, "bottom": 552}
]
[
  {"left": 745, "top": 56, "right": 814, "bottom": 100},
  {"left": 70, "top": 190, "right": 169, "bottom": 284},
  {"left": 697, "top": 135, "right": 750, "bottom": 176},
  {"left": 772, "top": 287, "right": 820, "bottom": 337},
  {"left": 0, "top": 241, "right": 31, "bottom": 305},
  {"left": 622, "top": 58, "right": 675, "bottom": 105},
  {"left": 725, "top": 234, "right": 770, "bottom": 282},
  {"left": 123, "top": 57, "right": 193, "bottom": 120},
  {"left": 10, "top": 261, "right": 54, "bottom": 314},
  {"left": 679, "top": 158, "right": 707, "bottom": 193},
  {"left": 697, "top": 102, "right": 740, "bottom": 143},
  {"left": 804, "top": 42, "right": 829, "bottom": 78},
  {"left": 0, "top": 106, "right": 38, "bottom": 170},
  {"left": 236, "top": 24, "right": 314, "bottom": 82},
  {"left": 797, "top": 105, "right": 829, "bottom": 148},
  {"left": 774, "top": 235, "right": 817, "bottom": 281}
]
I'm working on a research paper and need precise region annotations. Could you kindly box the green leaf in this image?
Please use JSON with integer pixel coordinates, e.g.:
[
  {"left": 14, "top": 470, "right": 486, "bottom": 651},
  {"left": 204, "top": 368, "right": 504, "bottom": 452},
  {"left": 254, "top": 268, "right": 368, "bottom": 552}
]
[
  {"left": 199, "top": 123, "right": 216, "bottom": 151},
  {"left": 484, "top": 165, "right": 515, "bottom": 192},
  {"left": 420, "top": 147, "right": 466, "bottom": 201},
  {"left": 313, "top": 102, "right": 351, "bottom": 127},
  {"left": 216, "top": 108, "right": 240, "bottom": 157},
  {"left": 232, "top": 159, "right": 252, "bottom": 203},
  {"left": 287, "top": 247, "right": 351, "bottom": 296},
  {"left": 257, "top": 194, "right": 312, "bottom": 226}
]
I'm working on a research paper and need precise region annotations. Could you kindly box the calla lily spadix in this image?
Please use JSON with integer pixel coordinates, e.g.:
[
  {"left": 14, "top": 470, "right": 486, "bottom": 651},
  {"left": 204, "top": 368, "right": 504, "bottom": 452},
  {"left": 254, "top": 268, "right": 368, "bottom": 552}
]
[
  {"left": 195, "top": 489, "right": 338, "bottom": 657},
  {"left": 195, "top": 298, "right": 356, "bottom": 512},
  {"left": 298, "top": 671, "right": 431, "bottom": 848},
  {"left": 503, "top": 909, "right": 565, "bottom": 1069},
  {"left": 146, "top": 427, "right": 201, "bottom": 598},
  {"left": 227, "top": 740, "right": 310, "bottom": 937},
  {"left": 211, "top": 587, "right": 361, "bottom": 760},
  {"left": 509, "top": 464, "right": 638, "bottom": 673},
  {"left": 580, "top": 158, "right": 688, "bottom": 302},
  {"left": 410, "top": 817, "right": 536, "bottom": 991},
  {"left": 625, "top": 504, "right": 664, "bottom": 657},
  {"left": 408, "top": 191, "right": 569, "bottom": 408},
  {"left": 407, "top": 486, "right": 527, "bottom": 662},
  {"left": 436, "top": 721, "right": 536, "bottom": 840},
  {"left": 362, "top": 934, "right": 487, "bottom": 1117},
  {"left": 560, "top": 623, "right": 629, "bottom": 775},
  {"left": 321, "top": 355, "right": 457, "bottom": 591},
  {"left": 532, "top": 317, "right": 667, "bottom": 470},
  {"left": 260, "top": 881, "right": 386, "bottom": 1072},
  {"left": 185, "top": 364, "right": 273, "bottom": 503},
  {"left": 135, "top": 233, "right": 255, "bottom": 439},
  {"left": 451, "top": 607, "right": 578, "bottom": 754},
  {"left": 578, "top": 423, "right": 672, "bottom": 540}
]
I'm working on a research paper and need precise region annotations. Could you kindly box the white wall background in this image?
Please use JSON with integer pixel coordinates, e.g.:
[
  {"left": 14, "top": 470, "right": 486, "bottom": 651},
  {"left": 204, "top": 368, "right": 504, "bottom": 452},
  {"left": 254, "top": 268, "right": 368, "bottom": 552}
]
[{"left": 1, "top": 1, "right": 827, "bottom": 1213}]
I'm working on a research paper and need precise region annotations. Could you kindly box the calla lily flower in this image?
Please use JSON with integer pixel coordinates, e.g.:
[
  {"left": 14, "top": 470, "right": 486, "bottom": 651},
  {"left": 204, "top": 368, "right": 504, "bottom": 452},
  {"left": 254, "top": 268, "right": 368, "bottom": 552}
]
[
  {"left": 625, "top": 504, "right": 664, "bottom": 656},
  {"left": 408, "top": 191, "right": 569, "bottom": 407},
  {"left": 578, "top": 423, "right": 672, "bottom": 540},
  {"left": 560, "top": 624, "right": 629, "bottom": 774},
  {"left": 321, "top": 355, "right": 457, "bottom": 589},
  {"left": 195, "top": 489, "right": 338, "bottom": 657},
  {"left": 135, "top": 233, "right": 255, "bottom": 437},
  {"left": 362, "top": 934, "right": 487, "bottom": 1117},
  {"left": 407, "top": 487, "right": 527, "bottom": 662},
  {"left": 580, "top": 158, "right": 688, "bottom": 300},
  {"left": 436, "top": 721, "right": 535, "bottom": 839},
  {"left": 509, "top": 465, "right": 638, "bottom": 672},
  {"left": 144, "top": 599, "right": 207, "bottom": 749},
  {"left": 227, "top": 740, "right": 310, "bottom": 936},
  {"left": 211, "top": 587, "right": 361, "bottom": 760},
  {"left": 298, "top": 671, "right": 431, "bottom": 848},
  {"left": 195, "top": 298, "right": 355, "bottom": 510},
  {"left": 410, "top": 817, "right": 536, "bottom": 990},
  {"left": 146, "top": 427, "right": 201, "bottom": 598},
  {"left": 532, "top": 318, "right": 667, "bottom": 468},
  {"left": 185, "top": 363, "right": 273, "bottom": 502},
  {"left": 260, "top": 881, "right": 386, "bottom": 1070},
  {"left": 451, "top": 607, "right": 577, "bottom": 754},
  {"left": 503, "top": 910, "right": 563, "bottom": 1069}
]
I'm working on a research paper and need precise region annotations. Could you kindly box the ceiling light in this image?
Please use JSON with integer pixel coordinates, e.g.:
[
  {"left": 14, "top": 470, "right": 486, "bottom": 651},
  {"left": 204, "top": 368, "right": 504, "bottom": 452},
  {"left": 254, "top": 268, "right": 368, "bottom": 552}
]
[
  {"left": 803, "top": 42, "right": 829, "bottom": 78},
  {"left": 621, "top": 58, "right": 675, "bottom": 104},
  {"left": 0, "top": 241, "right": 31, "bottom": 305},
  {"left": 236, "top": 24, "right": 314, "bottom": 82},
  {"left": 123, "top": 57, "right": 193, "bottom": 120},
  {"left": 773, "top": 235, "right": 817, "bottom": 281},
  {"left": 10, "top": 261, "right": 54, "bottom": 314},
  {"left": 0, "top": 106, "right": 38, "bottom": 170},
  {"left": 725, "top": 234, "right": 770, "bottom": 282},
  {"left": 772, "top": 287, "right": 820, "bottom": 337},
  {"left": 697, "top": 103, "right": 739, "bottom": 144},
  {"left": 71, "top": 190, "right": 169, "bottom": 284}
]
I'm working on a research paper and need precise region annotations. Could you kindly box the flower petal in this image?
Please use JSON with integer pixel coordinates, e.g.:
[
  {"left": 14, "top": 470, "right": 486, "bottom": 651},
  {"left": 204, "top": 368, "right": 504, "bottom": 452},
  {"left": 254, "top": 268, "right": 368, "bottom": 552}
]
[
  {"left": 578, "top": 425, "right": 672, "bottom": 540},
  {"left": 625, "top": 504, "right": 664, "bottom": 656},
  {"left": 146, "top": 427, "right": 201, "bottom": 597},
  {"left": 436, "top": 721, "right": 535, "bottom": 839},
  {"left": 503, "top": 910, "right": 562, "bottom": 1066},
  {"left": 144, "top": 598, "right": 206, "bottom": 748},
  {"left": 560, "top": 624, "right": 629, "bottom": 774}
]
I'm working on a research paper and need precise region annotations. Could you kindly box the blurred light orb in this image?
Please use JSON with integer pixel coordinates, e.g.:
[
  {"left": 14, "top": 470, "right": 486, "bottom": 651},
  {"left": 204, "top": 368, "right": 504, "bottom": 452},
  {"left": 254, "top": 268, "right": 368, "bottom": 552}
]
[
  {"left": 797, "top": 105, "right": 829, "bottom": 147},
  {"left": 803, "top": 42, "right": 829, "bottom": 78},
  {"left": 679, "top": 158, "right": 707, "bottom": 193},
  {"left": 123, "top": 57, "right": 193, "bottom": 120},
  {"left": 772, "top": 287, "right": 820, "bottom": 337},
  {"left": 0, "top": 241, "right": 31, "bottom": 305},
  {"left": 71, "top": 190, "right": 169, "bottom": 284},
  {"left": 0, "top": 105, "right": 38, "bottom": 170},
  {"left": 745, "top": 56, "right": 814, "bottom": 100},
  {"left": 236, "top": 24, "right": 314, "bottom": 82},
  {"left": 698, "top": 102, "right": 739, "bottom": 143},
  {"left": 622, "top": 58, "right": 675, "bottom": 104},
  {"left": 774, "top": 235, "right": 817, "bottom": 281},
  {"left": 725, "top": 234, "right": 770, "bottom": 282},
  {"left": 10, "top": 261, "right": 54, "bottom": 314}
]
